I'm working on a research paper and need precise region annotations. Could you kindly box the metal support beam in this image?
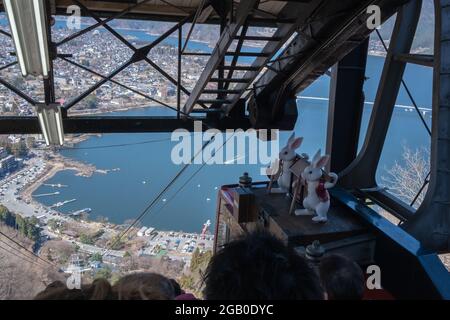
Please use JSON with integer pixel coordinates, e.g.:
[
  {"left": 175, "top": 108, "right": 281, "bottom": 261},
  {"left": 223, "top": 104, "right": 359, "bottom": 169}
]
[
  {"left": 331, "top": 187, "right": 450, "bottom": 300},
  {"left": 64, "top": 59, "right": 132, "bottom": 110},
  {"left": 181, "top": 0, "right": 207, "bottom": 53},
  {"left": 0, "top": 61, "right": 17, "bottom": 72},
  {"left": 394, "top": 53, "right": 435, "bottom": 67},
  {"left": 224, "top": 0, "right": 325, "bottom": 113},
  {"left": 59, "top": 56, "right": 177, "bottom": 112},
  {"left": 56, "top": 0, "right": 154, "bottom": 46},
  {"left": 0, "top": 29, "right": 11, "bottom": 38},
  {"left": 217, "top": 12, "right": 228, "bottom": 102},
  {"left": 252, "top": 0, "right": 408, "bottom": 120},
  {"left": 339, "top": 1, "right": 422, "bottom": 189},
  {"left": 224, "top": 23, "right": 249, "bottom": 91},
  {"left": 182, "top": 0, "right": 259, "bottom": 115},
  {"left": 0, "top": 77, "right": 37, "bottom": 105},
  {"left": 0, "top": 116, "right": 251, "bottom": 134},
  {"left": 44, "top": 1, "right": 55, "bottom": 105},
  {"left": 210, "top": 0, "right": 232, "bottom": 18},
  {"left": 326, "top": 39, "right": 369, "bottom": 173},
  {"left": 403, "top": 0, "right": 450, "bottom": 252},
  {"left": 69, "top": 0, "right": 195, "bottom": 103},
  {"left": 177, "top": 25, "right": 182, "bottom": 119}
]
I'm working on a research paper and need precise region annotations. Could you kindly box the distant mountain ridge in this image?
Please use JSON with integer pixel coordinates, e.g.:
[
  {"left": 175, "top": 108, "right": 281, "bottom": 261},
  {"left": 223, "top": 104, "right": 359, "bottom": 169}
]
[{"left": 375, "top": 0, "right": 434, "bottom": 53}]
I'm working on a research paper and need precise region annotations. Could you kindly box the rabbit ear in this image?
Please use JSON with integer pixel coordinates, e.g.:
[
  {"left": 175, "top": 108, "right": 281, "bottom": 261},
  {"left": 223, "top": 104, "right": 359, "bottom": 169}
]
[
  {"left": 315, "top": 155, "right": 330, "bottom": 169},
  {"left": 288, "top": 132, "right": 295, "bottom": 143},
  {"left": 289, "top": 137, "right": 303, "bottom": 150},
  {"left": 312, "top": 149, "right": 321, "bottom": 165}
]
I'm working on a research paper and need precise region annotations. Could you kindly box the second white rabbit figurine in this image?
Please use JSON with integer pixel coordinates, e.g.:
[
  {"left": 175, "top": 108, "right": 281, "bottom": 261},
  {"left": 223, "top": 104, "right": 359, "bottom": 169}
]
[
  {"left": 270, "top": 133, "right": 303, "bottom": 194},
  {"left": 295, "top": 150, "right": 338, "bottom": 222}
]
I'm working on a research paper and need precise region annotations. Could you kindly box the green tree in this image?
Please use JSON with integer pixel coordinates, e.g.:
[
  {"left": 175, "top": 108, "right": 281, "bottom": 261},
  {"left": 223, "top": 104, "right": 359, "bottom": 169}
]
[
  {"left": 25, "top": 137, "right": 36, "bottom": 149},
  {"left": 178, "top": 274, "right": 195, "bottom": 291},
  {"left": 190, "top": 248, "right": 201, "bottom": 272},
  {"left": 0, "top": 205, "right": 15, "bottom": 227},
  {"left": 95, "top": 267, "right": 112, "bottom": 280},
  {"left": 190, "top": 249, "right": 212, "bottom": 273},
  {"left": 90, "top": 252, "right": 103, "bottom": 263},
  {"left": 29, "top": 216, "right": 39, "bottom": 226},
  {"left": 26, "top": 223, "right": 38, "bottom": 241},
  {"left": 15, "top": 215, "right": 27, "bottom": 235},
  {"left": 10, "top": 140, "right": 27, "bottom": 158},
  {"left": 108, "top": 235, "right": 124, "bottom": 250},
  {"left": 110, "top": 273, "right": 121, "bottom": 285},
  {"left": 85, "top": 94, "right": 98, "bottom": 110},
  {"left": 79, "top": 233, "right": 95, "bottom": 245},
  {"left": 47, "top": 219, "right": 59, "bottom": 231},
  {"left": 0, "top": 207, "right": 40, "bottom": 241},
  {"left": 92, "top": 229, "right": 105, "bottom": 239}
]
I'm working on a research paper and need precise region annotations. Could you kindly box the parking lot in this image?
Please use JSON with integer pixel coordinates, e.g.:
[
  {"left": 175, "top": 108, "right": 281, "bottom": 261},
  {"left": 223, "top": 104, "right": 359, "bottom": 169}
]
[{"left": 138, "top": 229, "right": 215, "bottom": 259}]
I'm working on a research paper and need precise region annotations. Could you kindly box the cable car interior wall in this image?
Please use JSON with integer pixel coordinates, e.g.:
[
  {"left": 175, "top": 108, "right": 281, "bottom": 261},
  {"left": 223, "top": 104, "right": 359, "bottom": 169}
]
[{"left": 0, "top": 0, "right": 449, "bottom": 299}]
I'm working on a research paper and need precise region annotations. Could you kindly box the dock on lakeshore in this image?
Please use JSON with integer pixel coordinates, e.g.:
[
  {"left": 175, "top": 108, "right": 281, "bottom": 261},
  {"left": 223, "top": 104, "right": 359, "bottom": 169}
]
[
  {"left": 50, "top": 199, "right": 76, "bottom": 208},
  {"left": 43, "top": 183, "right": 68, "bottom": 188},
  {"left": 33, "top": 191, "right": 60, "bottom": 197}
]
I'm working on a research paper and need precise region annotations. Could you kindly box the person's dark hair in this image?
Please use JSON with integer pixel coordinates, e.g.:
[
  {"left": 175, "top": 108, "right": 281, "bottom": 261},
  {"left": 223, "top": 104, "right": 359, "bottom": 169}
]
[
  {"left": 112, "top": 272, "right": 175, "bottom": 300},
  {"left": 34, "top": 278, "right": 114, "bottom": 300},
  {"left": 319, "top": 254, "right": 365, "bottom": 300},
  {"left": 170, "top": 278, "right": 183, "bottom": 296},
  {"left": 203, "top": 231, "right": 324, "bottom": 300}
]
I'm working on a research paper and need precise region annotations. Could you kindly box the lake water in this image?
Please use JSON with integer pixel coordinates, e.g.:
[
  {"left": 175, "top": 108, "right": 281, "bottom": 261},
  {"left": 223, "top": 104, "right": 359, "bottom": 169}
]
[{"left": 32, "top": 26, "right": 433, "bottom": 233}]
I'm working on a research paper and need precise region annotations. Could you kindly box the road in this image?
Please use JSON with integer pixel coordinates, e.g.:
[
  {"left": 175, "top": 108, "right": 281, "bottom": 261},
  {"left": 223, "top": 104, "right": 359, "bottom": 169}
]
[{"left": 138, "top": 229, "right": 214, "bottom": 266}]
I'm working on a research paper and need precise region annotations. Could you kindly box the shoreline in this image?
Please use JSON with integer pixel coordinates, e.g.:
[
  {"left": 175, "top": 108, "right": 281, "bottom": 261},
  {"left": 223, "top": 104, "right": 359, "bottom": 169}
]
[
  {"left": 21, "top": 153, "right": 97, "bottom": 203},
  {"left": 68, "top": 101, "right": 186, "bottom": 117},
  {"left": 68, "top": 100, "right": 208, "bottom": 117}
]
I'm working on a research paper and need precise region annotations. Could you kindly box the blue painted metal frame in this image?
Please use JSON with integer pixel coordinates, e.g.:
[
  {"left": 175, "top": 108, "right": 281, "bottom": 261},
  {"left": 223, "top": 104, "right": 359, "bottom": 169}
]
[{"left": 330, "top": 187, "right": 450, "bottom": 300}]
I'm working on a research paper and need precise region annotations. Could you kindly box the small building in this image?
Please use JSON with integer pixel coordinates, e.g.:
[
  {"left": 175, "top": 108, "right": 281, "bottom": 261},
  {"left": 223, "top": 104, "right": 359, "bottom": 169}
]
[
  {"left": 62, "top": 229, "right": 79, "bottom": 238},
  {"left": 0, "top": 147, "right": 7, "bottom": 159},
  {"left": 144, "top": 227, "right": 155, "bottom": 236},
  {"left": 137, "top": 226, "right": 147, "bottom": 237},
  {"left": 0, "top": 155, "right": 18, "bottom": 176},
  {"left": 89, "top": 261, "right": 102, "bottom": 269}
]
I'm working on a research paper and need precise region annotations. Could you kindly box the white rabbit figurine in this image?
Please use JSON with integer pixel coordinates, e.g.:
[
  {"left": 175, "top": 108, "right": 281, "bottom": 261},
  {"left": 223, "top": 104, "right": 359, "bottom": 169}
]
[
  {"left": 295, "top": 150, "right": 338, "bottom": 222},
  {"left": 270, "top": 133, "right": 303, "bottom": 194}
]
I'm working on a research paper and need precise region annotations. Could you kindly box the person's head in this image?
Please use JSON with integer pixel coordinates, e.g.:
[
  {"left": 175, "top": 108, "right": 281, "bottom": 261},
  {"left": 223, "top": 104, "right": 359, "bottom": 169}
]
[
  {"left": 203, "top": 231, "right": 324, "bottom": 300},
  {"left": 34, "top": 278, "right": 113, "bottom": 300},
  {"left": 169, "top": 278, "right": 183, "bottom": 296},
  {"left": 319, "top": 254, "right": 365, "bottom": 300},
  {"left": 112, "top": 272, "right": 175, "bottom": 300}
]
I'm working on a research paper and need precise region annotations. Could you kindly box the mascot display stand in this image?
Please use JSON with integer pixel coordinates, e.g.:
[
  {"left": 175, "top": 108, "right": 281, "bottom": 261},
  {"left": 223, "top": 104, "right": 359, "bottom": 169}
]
[{"left": 268, "top": 134, "right": 338, "bottom": 223}]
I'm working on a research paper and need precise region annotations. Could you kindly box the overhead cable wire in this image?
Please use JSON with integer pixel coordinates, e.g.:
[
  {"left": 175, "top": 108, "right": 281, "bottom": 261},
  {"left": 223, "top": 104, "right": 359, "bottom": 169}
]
[
  {"left": 0, "top": 231, "right": 58, "bottom": 269},
  {"left": 147, "top": 133, "right": 236, "bottom": 222},
  {"left": 103, "top": 134, "right": 218, "bottom": 255},
  {"left": 0, "top": 242, "right": 44, "bottom": 268},
  {"left": 60, "top": 137, "right": 172, "bottom": 150},
  {"left": 375, "top": 29, "right": 432, "bottom": 136},
  {"left": 0, "top": 237, "right": 50, "bottom": 270}
]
